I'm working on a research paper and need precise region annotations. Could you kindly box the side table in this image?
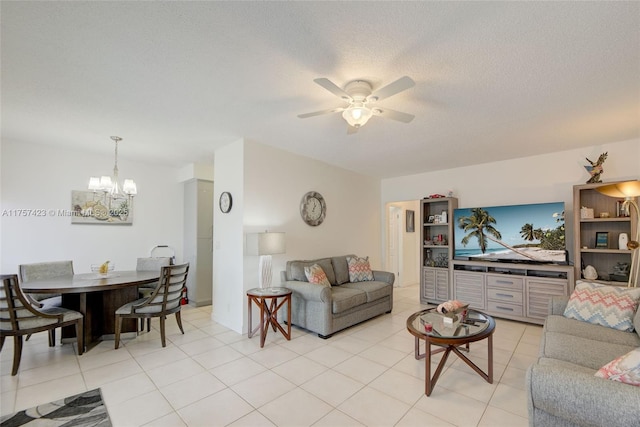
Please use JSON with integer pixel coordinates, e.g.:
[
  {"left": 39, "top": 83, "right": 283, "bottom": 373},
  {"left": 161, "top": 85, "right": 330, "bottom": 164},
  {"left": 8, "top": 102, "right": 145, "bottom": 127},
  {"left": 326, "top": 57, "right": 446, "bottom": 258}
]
[{"left": 246, "top": 287, "right": 292, "bottom": 347}]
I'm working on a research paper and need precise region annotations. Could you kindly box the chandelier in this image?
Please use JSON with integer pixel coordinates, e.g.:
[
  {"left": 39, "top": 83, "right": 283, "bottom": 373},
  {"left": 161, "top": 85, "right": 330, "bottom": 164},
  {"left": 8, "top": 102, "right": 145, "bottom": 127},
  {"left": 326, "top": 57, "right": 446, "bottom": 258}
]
[{"left": 88, "top": 136, "right": 137, "bottom": 209}]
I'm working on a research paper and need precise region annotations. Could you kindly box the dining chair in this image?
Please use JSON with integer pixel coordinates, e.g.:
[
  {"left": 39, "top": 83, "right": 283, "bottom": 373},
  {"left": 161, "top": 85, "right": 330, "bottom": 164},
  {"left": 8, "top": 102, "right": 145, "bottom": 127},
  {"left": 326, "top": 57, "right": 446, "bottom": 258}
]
[
  {"left": 0, "top": 274, "right": 84, "bottom": 376},
  {"left": 115, "top": 262, "right": 189, "bottom": 349},
  {"left": 18, "top": 260, "right": 73, "bottom": 345},
  {"left": 136, "top": 257, "right": 172, "bottom": 331}
]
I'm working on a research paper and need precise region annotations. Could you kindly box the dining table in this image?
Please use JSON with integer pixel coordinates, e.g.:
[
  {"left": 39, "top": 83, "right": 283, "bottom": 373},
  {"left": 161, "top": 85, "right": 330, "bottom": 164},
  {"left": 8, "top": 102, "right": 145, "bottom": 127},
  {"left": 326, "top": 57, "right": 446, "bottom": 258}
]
[{"left": 21, "top": 270, "right": 160, "bottom": 351}]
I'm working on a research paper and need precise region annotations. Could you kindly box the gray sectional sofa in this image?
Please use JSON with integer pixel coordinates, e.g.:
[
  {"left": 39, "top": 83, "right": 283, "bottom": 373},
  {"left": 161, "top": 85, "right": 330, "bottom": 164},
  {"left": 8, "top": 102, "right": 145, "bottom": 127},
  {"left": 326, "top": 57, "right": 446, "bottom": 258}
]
[
  {"left": 280, "top": 255, "right": 394, "bottom": 338},
  {"left": 526, "top": 296, "right": 640, "bottom": 427}
]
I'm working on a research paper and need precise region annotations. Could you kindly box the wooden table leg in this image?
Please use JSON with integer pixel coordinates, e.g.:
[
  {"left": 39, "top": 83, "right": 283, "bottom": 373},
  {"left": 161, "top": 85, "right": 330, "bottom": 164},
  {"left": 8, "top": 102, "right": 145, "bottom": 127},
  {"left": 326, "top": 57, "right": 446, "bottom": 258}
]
[
  {"left": 259, "top": 298, "right": 266, "bottom": 348},
  {"left": 247, "top": 295, "right": 252, "bottom": 337}
]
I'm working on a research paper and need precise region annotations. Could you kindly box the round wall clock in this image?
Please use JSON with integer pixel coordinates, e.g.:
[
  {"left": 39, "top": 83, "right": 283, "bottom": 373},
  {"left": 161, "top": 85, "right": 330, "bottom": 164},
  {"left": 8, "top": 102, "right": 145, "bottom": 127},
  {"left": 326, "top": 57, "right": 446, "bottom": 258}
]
[
  {"left": 300, "top": 191, "right": 326, "bottom": 226},
  {"left": 219, "top": 191, "right": 232, "bottom": 213}
]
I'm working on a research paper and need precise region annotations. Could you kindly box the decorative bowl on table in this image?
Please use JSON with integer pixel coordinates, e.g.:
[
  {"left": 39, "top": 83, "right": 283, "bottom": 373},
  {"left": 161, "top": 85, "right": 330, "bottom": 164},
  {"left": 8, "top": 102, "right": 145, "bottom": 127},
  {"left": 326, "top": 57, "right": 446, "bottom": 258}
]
[{"left": 91, "top": 262, "right": 114, "bottom": 277}]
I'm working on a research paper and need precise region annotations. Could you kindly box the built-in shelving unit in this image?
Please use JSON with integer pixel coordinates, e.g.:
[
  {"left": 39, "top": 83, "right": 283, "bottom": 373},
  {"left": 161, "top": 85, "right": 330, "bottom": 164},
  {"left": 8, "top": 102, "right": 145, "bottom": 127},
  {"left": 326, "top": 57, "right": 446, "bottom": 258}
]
[
  {"left": 420, "top": 197, "right": 458, "bottom": 304},
  {"left": 573, "top": 181, "right": 638, "bottom": 285}
]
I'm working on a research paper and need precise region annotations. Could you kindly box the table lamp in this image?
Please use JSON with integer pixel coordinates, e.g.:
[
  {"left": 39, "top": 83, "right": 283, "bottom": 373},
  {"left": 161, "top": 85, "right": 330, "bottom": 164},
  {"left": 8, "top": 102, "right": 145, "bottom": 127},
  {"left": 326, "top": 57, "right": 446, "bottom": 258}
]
[
  {"left": 596, "top": 181, "right": 640, "bottom": 287},
  {"left": 246, "top": 231, "right": 286, "bottom": 288}
]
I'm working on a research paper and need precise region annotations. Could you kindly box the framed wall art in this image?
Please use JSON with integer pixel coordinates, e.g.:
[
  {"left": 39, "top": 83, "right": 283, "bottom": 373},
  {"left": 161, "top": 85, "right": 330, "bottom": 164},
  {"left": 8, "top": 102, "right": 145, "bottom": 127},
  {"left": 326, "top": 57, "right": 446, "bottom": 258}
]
[
  {"left": 70, "top": 191, "right": 133, "bottom": 225},
  {"left": 406, "top": 210, "right": 415, "bottom": 233}
]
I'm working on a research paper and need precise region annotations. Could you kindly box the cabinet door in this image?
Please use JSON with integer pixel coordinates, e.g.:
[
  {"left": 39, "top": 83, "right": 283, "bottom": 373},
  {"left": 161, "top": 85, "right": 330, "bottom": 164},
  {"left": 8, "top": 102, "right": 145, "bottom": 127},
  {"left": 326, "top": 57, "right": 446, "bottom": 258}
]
[
  {"left": 526, "top": 278, "right": 568, "bottom": 320},
  {"left": 453, "top": 272, "right": 485, "bottom": 310},
  {"left": 422, "top": 268, "right": 436, "bottom": 301},
  {"left": 435, "top": 269, "right": 450, "bottom": 301}
]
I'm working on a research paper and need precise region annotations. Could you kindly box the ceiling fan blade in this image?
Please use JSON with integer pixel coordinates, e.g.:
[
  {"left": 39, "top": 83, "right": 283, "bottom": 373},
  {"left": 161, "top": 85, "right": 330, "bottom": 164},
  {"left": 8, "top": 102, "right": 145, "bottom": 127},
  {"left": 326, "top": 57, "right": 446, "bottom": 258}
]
[
  {"left": 368, "top": 76, "right": 415, "bottom": 102},
  {"left": 314, "top": 78, "right": 353, "bottom": 101},
  {"left": 374, "top": 107, "right": 415, "bottom": 123},
  {"left": 298, "top": 107, "right": 344, "bottom": 119},
  {"left": 347, "top": 125, "right": 359, "bottom": 135}
]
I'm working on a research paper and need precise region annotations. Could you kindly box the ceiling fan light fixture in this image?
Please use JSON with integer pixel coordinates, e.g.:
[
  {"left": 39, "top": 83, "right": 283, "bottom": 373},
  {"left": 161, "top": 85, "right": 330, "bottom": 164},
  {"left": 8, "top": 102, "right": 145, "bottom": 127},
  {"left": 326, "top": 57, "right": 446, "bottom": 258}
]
[{"left": 342, "top": 103, "right": 373, "bottom": 128}]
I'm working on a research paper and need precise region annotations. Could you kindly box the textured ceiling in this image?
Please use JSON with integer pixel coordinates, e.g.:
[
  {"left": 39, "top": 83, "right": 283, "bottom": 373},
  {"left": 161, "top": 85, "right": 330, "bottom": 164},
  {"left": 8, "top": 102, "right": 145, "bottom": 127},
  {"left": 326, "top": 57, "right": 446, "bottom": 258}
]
[{"left": 2, "top": 1, "right": 639, "bottom": 178}]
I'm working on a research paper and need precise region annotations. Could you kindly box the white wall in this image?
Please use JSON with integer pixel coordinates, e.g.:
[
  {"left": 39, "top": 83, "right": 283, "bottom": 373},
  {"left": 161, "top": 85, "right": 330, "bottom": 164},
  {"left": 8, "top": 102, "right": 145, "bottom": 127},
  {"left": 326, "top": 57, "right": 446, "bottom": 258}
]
[
  {"left": 212, "top": 140, "right": 381, "bottom": 333},
  {"left": 381, "top": 138, "right": 640, "bottom": 267},
  {"left": 212, "top": 140, "right": 245, "bottom": 332},
  {"left": 0, "top": 139, "right": 184, "bottom": 274}
]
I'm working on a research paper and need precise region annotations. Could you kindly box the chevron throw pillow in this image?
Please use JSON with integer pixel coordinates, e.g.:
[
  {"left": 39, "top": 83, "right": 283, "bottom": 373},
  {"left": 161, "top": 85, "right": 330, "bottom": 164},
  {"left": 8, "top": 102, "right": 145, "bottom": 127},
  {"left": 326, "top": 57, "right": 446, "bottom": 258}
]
[
  {"left": 563, "top": 281, "right": 640, "bottom": 332},
  {"left": 347, "top": 256, "right": 374, "bottom": 282},
  {"left": 304, "top": 264, "right": 330, "bottom": 286},
  {"left": 595, "top": 347, "right": 640, "bottom": 386}
]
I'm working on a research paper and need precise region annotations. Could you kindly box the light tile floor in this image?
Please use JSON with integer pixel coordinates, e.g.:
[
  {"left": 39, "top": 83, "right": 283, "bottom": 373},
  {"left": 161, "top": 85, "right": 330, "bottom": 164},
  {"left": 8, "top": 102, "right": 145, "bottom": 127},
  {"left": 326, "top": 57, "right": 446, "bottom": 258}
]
[{"left": 1, "top": 284, "right": 541, "bottom": 426}]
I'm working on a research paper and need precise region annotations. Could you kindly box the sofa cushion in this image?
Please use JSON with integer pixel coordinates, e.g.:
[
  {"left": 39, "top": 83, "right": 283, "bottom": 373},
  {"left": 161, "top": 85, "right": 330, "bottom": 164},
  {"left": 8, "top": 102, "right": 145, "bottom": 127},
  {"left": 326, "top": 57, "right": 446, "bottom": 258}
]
[
  {"left": 288, "top": 258, "right": 336, "bottom": 285},
  {"left": 541, "top": 329, "right": 637, "bottom": 370},
  {"left": 544, "top": 315, "right": 640, "bottom": 348},
  {"left": 563, "top": 280, "right": 640, "bottom": 332},
  {"left": 342, "top": 281, "right": 392, "bottom": 303},
  {"left": 332, "top": 255, "right": 354, "bottom": 285},
  {"left": 331, "top": 286, "right": 367, "bottom": 314},
  {"left": 595, "top": 347, "right": 640, "bottom": 386},
  {"left": 347, "top": 256, "right": 374, "bottom": 282},
  {"left": 304, "top": 264, "right": 330, "bottom": 287}
]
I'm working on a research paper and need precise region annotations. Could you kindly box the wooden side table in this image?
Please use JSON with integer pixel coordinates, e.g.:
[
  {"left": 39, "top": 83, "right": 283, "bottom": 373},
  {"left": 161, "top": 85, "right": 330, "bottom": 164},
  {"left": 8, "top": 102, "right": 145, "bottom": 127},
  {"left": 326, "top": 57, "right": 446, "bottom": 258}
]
[{"left": 246, "top": 287, "right": 292, "bottom": 347}]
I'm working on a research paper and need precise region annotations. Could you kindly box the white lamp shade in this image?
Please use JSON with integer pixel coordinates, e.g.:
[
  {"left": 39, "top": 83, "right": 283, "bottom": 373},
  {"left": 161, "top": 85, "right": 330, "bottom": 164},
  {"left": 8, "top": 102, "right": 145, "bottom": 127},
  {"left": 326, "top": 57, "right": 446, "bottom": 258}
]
[
  {"left": 122, "top": 179, "right": 137, "bottom": 195},
  {"left": 596, "top": 181, "right": 640, "bottom": 198},
  {"left": 246, "top": 232, "right": 286, "bottom": 256},
  {"left": 342, "top": 103, "right": 373, "bottom": 128},
  {"left": 88, "top": 177, "right": 101, "bottom": 191},
  {"left": 99, "top": 176, "right": 113, "bottom": 191}
]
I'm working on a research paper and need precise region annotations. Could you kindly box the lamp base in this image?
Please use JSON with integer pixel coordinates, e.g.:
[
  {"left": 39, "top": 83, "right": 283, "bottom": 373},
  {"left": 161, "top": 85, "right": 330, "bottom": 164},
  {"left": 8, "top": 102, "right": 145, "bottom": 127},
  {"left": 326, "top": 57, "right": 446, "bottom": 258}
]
[{"left": 258, "top": 255, "right": 273, "bottom": 288}]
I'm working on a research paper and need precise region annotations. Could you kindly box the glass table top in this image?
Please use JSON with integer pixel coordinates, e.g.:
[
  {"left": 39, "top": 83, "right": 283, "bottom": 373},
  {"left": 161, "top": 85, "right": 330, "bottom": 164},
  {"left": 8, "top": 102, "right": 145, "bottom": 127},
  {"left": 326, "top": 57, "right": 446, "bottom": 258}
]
[
  {"left": 408, "top": 308, "right": 491, "bottom": 339},
  {"left": 247, "top": 287, "right": 292, "bottom": 297}
]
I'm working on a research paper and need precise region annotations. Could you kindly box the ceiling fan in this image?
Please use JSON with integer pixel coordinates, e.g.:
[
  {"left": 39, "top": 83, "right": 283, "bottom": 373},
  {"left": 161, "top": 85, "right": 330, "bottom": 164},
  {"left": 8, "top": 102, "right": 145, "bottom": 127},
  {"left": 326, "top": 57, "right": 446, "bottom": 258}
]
[{"left": 298, "top": 76, "right": 416, "bottom": 134}]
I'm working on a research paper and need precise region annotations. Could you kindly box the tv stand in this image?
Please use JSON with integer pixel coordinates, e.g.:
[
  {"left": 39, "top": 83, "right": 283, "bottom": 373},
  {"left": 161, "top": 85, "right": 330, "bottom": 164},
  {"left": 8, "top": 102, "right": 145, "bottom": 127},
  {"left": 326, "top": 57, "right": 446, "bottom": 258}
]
[{"left": 451, "top": 260, "right": 574, "bottom": 325}]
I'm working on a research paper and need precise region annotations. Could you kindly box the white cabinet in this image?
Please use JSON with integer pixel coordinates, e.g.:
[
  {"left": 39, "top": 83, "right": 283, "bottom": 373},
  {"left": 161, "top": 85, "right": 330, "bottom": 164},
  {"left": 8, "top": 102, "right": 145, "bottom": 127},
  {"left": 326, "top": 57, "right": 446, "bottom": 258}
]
[
  {"left": 422, "top": 267, "right": 449, "bottom": 302},
  {"left": 183, "top": 179, "right": 213, "bottom": 307},
  {"left": 452, "top": 260, "right": 573, "bottom": 324}
]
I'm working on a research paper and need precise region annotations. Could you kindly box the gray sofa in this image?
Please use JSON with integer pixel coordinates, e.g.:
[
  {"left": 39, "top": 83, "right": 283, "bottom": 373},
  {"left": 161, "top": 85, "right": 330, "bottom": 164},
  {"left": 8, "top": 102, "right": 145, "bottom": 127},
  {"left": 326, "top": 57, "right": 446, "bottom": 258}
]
[
  {"left": 280, "top": 255, "right": 394, "bottom": 338},
  {"left": 526, "top": 296, "right": 640, "bottom": 427}
]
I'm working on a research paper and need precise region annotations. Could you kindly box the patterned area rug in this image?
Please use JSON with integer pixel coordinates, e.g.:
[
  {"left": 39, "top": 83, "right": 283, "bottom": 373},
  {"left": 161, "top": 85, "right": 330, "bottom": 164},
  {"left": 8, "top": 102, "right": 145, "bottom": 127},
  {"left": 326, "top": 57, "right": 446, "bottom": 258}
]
[{"left": 0, "top": 388, "right": 111, "bottom": 427}]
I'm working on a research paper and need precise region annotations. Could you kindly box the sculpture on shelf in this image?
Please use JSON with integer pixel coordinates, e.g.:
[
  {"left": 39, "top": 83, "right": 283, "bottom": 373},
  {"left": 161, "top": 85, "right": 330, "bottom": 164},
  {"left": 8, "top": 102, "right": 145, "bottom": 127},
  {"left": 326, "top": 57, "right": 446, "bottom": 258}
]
[{"left": 584, "top": 152, "right": 607, "bottom": 184}]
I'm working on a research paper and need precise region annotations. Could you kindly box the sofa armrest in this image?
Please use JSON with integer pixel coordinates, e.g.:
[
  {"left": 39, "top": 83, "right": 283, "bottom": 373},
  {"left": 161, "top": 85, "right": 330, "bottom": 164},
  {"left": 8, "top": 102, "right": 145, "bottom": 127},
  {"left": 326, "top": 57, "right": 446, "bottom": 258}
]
[
  {"left": 372, "top": 270, "right": 395, "bottom": 286},
  {"left": 282, "top": 280, "right": 331, "bottom": 303},
  {"left": 548, "top": 296, "right": 569, "bottom": 315},
  {"left": 527, "top": 363, "right": 640, "bottom": 427}
]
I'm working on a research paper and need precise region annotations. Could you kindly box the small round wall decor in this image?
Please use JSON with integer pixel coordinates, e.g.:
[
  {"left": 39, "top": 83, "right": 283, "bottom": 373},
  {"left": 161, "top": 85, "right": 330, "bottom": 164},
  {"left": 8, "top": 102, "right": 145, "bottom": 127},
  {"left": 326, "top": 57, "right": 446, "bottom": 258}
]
[
  {"left": 300, "top": 191, "right": 326, "bottom": 226},
  {"left": 219, "top": 192, "right": 232, "bottom": 213}
]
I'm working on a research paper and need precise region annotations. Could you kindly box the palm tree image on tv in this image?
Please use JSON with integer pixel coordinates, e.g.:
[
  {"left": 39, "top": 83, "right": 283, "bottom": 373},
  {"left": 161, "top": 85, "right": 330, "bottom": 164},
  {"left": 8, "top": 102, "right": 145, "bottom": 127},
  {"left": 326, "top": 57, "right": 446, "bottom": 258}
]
[
  {"left": 520, "top": 211, "right": 565, "bottom": 251},
  {"left": 456, "top": 204, "right": 566, "bottom": 263}
]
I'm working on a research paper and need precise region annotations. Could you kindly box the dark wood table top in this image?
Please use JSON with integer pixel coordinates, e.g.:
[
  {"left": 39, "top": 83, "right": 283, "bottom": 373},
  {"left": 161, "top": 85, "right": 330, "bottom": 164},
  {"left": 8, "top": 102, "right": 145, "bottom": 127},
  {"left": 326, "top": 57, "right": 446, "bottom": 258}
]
[{"left": 21, "top": 271, "right": 159, "bottom": 294}]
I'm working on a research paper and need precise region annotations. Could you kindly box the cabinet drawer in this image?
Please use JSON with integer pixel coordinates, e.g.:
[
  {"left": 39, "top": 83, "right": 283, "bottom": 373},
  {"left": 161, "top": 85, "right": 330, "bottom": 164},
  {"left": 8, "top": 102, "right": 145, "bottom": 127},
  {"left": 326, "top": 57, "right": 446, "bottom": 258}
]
[
  {"left": 487, "top": 288, "right": 523, "bottom": 304},
  {"left": 486, "top": 275, "right": 524, "bottom": 290},
  {"left": 487, "top": 300, "right": 523, "bottom": 316}
]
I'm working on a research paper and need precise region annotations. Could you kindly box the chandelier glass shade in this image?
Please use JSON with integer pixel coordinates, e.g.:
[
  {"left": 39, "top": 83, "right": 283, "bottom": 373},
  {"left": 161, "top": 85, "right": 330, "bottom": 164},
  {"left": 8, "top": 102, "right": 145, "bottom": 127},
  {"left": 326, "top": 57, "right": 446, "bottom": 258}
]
[
  {"left": 342, "top": 102, "right": 373, "bottom": 128},
  {"left": 88, "top": 136, "right": 137, "bottom": 204}
]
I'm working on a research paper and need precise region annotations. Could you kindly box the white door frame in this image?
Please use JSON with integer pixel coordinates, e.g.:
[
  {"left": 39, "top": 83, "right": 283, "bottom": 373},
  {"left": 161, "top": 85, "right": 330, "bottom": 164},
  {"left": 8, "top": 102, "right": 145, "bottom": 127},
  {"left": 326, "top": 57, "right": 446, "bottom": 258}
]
[{"left": 387, "top": 205, "right": 403, "bottom": 287}]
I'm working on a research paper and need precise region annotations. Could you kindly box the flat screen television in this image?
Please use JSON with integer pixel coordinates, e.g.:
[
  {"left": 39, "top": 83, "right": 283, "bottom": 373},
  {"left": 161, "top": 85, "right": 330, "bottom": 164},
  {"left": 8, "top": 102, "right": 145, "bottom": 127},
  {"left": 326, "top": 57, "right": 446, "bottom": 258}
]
[{"left": 453, "top": 201, "right": 567, "bottom": 264}]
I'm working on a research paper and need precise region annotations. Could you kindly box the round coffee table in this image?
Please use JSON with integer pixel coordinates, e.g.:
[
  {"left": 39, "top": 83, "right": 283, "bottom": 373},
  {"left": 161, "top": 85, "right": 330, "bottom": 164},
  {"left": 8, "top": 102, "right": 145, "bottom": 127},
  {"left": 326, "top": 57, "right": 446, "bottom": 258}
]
[{"left": 406, "top": 307, "right": 495, "bottom": 396}]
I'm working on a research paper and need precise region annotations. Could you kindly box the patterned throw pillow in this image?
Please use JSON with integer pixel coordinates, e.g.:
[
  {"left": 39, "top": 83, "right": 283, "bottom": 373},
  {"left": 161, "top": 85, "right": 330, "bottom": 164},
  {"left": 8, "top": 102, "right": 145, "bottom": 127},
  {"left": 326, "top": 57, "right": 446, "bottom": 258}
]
[
  {"left": 346, "top": 256, "right": 374, "bottom": 282},
  {"left": 304, "top": 264, "right": 330, "bottom": 286},
  {"left": 595, "top": 347, "right": 640, "bottom": 386},
  {"left": 563, "top": 281, "right": 640, "bottom": 332}
]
